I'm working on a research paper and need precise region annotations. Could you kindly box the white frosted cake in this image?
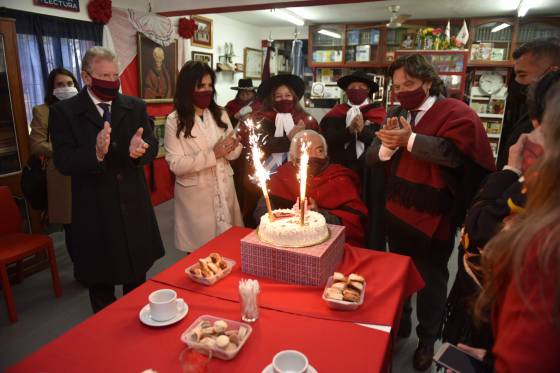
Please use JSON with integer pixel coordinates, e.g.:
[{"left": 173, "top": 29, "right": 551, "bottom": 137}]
[{"left": 258, "top": 209, "right": 329, "bottom": 247}]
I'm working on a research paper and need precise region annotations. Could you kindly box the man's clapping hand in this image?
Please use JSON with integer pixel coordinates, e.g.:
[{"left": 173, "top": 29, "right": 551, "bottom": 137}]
[
  {"left": 350, "top": 114, "right": 365, "bottom": 134},
  {"left": 96, "top": 122, "right": 111, "bottom": 161},
  {"left": 129, "top": 127, "right": 149, "bottom": 159},
  {"left": 376, "top": 116, "right": 412, "bottom": 150}
]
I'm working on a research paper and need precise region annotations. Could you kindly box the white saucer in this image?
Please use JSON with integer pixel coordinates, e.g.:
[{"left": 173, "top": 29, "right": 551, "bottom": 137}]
[
  {"left": 262, "top": 363, "right": 318, "bottom": 373},
  {"left": 139, "top": 300, "right": 189, "bottom": 327}
]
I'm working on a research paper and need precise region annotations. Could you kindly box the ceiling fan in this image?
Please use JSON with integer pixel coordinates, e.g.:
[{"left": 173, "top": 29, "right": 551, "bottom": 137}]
[{"left": 373, "top": 5, "right": 413, "bottom": 29}]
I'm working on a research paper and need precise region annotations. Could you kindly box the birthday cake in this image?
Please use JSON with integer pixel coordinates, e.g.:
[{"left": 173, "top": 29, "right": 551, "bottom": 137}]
[{"left": 258, "top": 209, "right": 329, "bottom": 247}]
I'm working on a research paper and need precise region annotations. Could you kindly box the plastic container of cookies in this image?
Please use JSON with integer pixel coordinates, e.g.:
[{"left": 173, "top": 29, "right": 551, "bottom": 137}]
[
  {"left": 185, "top": 258, "right": 236, "bottom": 286},
  {"left": 322, "top": 275, "right": 366, "bottom": 311},
  {"left": 180, "top": 315, "right": 253, "bottom": 360}
]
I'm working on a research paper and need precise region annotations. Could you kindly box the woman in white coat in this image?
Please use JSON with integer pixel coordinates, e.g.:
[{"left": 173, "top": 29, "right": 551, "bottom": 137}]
[{"left": 165, "top": 61, "right": 243, "bottom": 252}]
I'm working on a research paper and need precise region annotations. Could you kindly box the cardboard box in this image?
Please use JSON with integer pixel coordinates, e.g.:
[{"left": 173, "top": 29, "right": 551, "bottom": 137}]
[{"left": 240, "top": 224, "right": 345, "bottom": 287}]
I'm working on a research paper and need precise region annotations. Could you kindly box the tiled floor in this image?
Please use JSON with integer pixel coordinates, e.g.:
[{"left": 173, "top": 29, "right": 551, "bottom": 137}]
[{"left": 0, "top": 199, "right": 457, "bottom": 372}]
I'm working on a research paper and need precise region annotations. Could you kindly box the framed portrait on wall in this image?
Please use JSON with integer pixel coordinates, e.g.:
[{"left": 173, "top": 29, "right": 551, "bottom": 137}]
[
  {"left": 137, "top": 33, "right": 178, "bottom": 103},
  {"left": 243, "top": 47, "right": 263, "bottom": 79},
  {"left": 153, "top": 116, "right": 166, "bottom": 158},
  {"left": 191, "top": 51, "right": 213, "bottom": 68},
  {"left": 192, "top": 15, "right": 213, "bottom": 49}
]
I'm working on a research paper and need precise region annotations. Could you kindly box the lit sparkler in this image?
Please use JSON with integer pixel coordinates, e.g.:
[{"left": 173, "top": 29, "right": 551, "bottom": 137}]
[{"left": 246, "top": 118, "right": 274, "bottom": 220}]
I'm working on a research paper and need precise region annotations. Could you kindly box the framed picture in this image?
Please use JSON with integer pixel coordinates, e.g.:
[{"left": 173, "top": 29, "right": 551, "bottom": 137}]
[
  {"left": 192, "top": 15, "right": 213, "bottom": 49},
  {"left": 243, "top": 47, "right": 263, "bottom": 79},
  {"left": 191, "top": 51, "right": 213, "bottom": 68},
  {"left": 153, "top": 116, "right": 166, "bottom": 158},
  {"left": 137, "top": 33, "right": 177, "bottom": 103},
  {"left": 401, "top": 32, "right": 415, "bottom": 49}
]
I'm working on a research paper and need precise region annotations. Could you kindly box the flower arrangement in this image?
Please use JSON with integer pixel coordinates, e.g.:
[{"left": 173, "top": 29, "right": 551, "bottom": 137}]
[
  {"left": 178, "top": 17, "right": 197, "bottom": 39},
  {"left": 418, "top": 27, "right": 464, "bottom": 50},
  {"left": 87, "top": 0, "right": 112, "bottom": 24}
]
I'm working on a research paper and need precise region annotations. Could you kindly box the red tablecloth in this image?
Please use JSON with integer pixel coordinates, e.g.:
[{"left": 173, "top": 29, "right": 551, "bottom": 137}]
[
  {"left": 8, "top": 281, "right": 391, "bottom": 373},
  {"left": 152, "top": 227, "right": 424, "bottom": 327}
]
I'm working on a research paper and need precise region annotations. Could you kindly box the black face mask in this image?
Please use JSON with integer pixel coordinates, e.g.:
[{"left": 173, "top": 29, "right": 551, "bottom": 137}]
[{"left": 308, "top": 157, "right": 329, "bottom": 177}]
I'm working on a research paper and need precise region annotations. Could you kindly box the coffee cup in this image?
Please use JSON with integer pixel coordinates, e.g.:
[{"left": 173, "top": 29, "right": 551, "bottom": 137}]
[
  {"left": 272, "top": 350, "right": 308, "bottom": 373},
  {"left": 148, "top": 289, "right": 185, "bottom": 322}
]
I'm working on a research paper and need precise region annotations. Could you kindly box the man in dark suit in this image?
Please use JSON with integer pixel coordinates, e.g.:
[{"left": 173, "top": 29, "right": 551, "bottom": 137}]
[
  {"left": 496, "top": 37, "right": 560, "bottom": 169},
  {"left": 50, "top": 46, "right": 164, "bottom": 313}
]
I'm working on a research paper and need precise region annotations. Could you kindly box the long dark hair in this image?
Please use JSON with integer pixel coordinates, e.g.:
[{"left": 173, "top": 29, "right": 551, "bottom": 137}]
[
  {"left": 388, "top": 54, "right": 447, "bottom": 97},
  {"left": 44, "top": 67, "right": 80, "bottom": 106},
  {"left": 174, "top": 61, "right": 227, "bottom": 138}
]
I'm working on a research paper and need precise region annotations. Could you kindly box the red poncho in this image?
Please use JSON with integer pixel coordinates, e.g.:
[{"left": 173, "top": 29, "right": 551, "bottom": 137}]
[
  {"left": 225, "top": 98, "right": 262, "bottom": 120},
  {"left": 268, "top": 162, "right": 368, "bottom": 246},
  {"left": 386, "top": 98, "right": 496, "bottom": 240}
]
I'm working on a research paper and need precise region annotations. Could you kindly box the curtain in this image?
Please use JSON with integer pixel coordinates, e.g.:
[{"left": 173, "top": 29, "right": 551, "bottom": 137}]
[
  {"left": 0, "top": 7, "right": 102, "bottom": 124},
  {"left": 290, "top": 39, "right": 303, "bottom": 77}
]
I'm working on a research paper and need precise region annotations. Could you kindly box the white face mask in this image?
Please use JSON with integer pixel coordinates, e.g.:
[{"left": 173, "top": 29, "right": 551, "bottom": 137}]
[{"left": 53, "top": 86, "right": 78, "bottom": 100}]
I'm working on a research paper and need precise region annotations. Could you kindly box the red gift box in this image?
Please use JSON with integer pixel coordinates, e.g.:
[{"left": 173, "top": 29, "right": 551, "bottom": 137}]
[{"left": 240, "top": 224, "right": 345, "bottom": 286}]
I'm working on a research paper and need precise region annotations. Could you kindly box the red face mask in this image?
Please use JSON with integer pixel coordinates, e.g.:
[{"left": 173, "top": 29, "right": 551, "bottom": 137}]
[
  {"left": 192, "top": 91, "right": 213, "bottom": 109},
  {"left": 521, "top": 139, "right": 545, "bottom": 173},
  {"left": 346, "top": 88, "right": 369, "bottom": 105},
  {"left": 274, "top": 99, "right": 295, "bottom": 113},
  {"left": 396, "top": 86, "right": 427, "bottom": 110},
  {"left": 89, "top": 75, "right": 120, "bottom": 101}
]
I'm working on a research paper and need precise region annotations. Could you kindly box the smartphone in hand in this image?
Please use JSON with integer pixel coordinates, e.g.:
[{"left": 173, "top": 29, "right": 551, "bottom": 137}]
[{"left": 433, "top": 343, "right": 485, "bottom": 373}]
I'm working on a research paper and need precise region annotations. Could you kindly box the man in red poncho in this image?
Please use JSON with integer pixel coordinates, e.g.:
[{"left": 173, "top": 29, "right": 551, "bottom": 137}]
[
  {"left": 320, "top": 71, "right": 386, "bottom": 180},
  {"left": 224, "top": 78, "right": 261, "bottom": 127},
  {"left": 253, "top": 130, "right": 368, "bottom": 246},
  {"left": 366, "top": 54, "right": 496, "bottom": 371}
]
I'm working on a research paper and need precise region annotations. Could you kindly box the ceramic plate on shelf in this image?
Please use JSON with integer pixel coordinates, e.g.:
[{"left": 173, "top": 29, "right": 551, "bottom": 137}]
[
  {"left": 261, "top": 363, "right": 318, "bottom": 373},
  {"left": 139, "top": 300, "right": 189, "bottom": 327}
]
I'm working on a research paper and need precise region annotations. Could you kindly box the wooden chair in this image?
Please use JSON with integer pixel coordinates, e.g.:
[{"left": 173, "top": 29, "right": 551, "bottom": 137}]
[{"left": 0, "top": 186, "right": 62, "bottom": 322}]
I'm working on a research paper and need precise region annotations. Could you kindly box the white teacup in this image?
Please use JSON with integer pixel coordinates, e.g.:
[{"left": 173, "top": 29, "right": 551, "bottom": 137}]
[
  {"left": 148, "top": 289, "right": 185, "bottom": 322},
  {"left": 272, "top": 350, "right": 308, "bottom": 373}
]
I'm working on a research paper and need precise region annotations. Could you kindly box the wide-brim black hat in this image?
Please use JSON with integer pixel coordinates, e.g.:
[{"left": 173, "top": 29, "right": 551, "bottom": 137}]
[
  {"left": 231, "top": 78, "right": 257, "bottom": 91},
  {"left": 258, "top": 74, "right": 305, "bottom": 100},
  {"left": 337, "top": 71, "right": 379, "bottom": 93}
]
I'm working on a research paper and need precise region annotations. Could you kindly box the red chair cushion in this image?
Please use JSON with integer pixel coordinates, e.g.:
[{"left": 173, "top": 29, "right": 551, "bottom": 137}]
[{"left": 0, "top": 233, "right": 52, "bottom": 263}]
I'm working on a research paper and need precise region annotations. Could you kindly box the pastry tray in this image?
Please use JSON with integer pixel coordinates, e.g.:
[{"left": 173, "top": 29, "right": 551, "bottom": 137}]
[
  {"left": 185, "top": 258, "right": 236, "bottom": 286},
  {"left": 180, "top": 315, "right": 253, "bottom": 360},
  {"left": 322, "top": 275, "right": 366, "bottom": 311}
]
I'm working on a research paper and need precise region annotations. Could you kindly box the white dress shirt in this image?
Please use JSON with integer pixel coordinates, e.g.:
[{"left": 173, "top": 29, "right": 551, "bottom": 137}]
[
  {"left": 87, "top": 88, "right": 112, "bottom": 118},
  {"left": 379, "top": 95, "right": 437, "bottom": 161}
]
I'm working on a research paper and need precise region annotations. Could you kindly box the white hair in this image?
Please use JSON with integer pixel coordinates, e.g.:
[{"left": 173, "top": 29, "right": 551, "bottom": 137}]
[
  {"left": 288, "top": 129, "right": 328, "bottom": 161},
  {"left": 81, "top": 46, "right": 118, "bottom": 73}
]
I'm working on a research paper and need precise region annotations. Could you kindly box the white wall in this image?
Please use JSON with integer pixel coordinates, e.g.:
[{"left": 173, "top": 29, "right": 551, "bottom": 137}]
[
  {"left": 1, "top": 0, "right": 149, "bottom": 21},
  {"left": 190, "top": 13, "right": 263, "bottom": 106}
]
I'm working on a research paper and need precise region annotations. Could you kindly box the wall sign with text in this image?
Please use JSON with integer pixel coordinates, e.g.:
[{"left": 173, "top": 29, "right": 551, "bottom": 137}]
[{"left": 34, "top": 0, "right": 80, "bottom": 12}]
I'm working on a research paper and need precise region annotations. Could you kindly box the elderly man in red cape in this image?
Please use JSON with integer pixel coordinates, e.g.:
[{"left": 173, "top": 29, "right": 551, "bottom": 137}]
[{"left": 253, "top": 130, "right": 368, "bottom": 246}]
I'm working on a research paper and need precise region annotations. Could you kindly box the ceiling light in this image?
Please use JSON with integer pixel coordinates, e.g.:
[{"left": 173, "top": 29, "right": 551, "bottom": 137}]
[
  {"left": 491, "top": 23, "right": 511, "bottom": 32},
  {"left": 271, "top": 9, "right": 304, "bottom": 26},
  {"left": 287, "top": 7, "right": 316, "bottom": 21},
  {"left": 318, "top": 29, "right": 341, "bottom": 39},
  {"left": 517, "top": 0, "right": 531, "bottom": 17}
]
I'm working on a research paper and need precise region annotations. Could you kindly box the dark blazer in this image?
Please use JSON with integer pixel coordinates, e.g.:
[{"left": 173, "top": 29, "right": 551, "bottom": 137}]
[
  {"left": 495, "top": 112, "right": 532, "bottom": 170},
  {"left": 49, "top": 88, "right": 164, "bottom": 284}
]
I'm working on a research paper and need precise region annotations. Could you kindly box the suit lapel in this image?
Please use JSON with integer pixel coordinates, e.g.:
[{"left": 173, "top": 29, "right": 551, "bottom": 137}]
[
  {"left": 110, "top": 94, "right": 132, "bottom": 129},
  {"left": 75, "top": 89, "right": 104, "bottom": 130}
]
